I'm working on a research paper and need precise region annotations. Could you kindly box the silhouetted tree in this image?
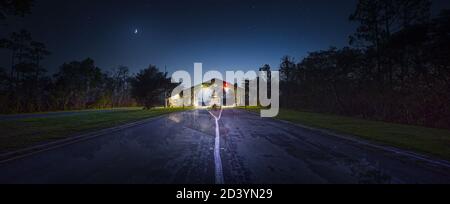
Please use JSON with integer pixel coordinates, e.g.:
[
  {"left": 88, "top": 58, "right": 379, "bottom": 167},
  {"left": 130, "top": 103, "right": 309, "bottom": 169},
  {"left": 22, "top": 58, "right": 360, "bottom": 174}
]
[
  {"left": 0, "top": 30, "right": 32, "bottom": 81},
  {"left": 130, "top": 65, "right": 170, "bottom": 109},
  {"left": 0, "top": 29, "right": 52, "bottom": 112},
  {"left": 279, "top": 56, "right": 296, "bottom": 82},
  {"left": 349, "top": 0, "right": 430, "bottom": 47},
  {"left": 52, "top": 58, "right": 105, "bottom": 110},
  {"left": 349, "top": 0, "right": 431, "bottom": 85},
  {"left": 279, "top": 56, "right": 298, "bottom": 107},
  {"left": 109, "top": 66, "right": 134, "bottom": 107},
  {"left": 29, "top": 41, "right": 50, "bottom": 81}
]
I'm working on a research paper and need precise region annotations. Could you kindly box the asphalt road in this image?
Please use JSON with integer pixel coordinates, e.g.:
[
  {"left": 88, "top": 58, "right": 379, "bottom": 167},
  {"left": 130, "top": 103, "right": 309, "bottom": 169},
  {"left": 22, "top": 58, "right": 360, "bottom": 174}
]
[{"left": 0, "top": 109, "right": 449, "bottom": 184}]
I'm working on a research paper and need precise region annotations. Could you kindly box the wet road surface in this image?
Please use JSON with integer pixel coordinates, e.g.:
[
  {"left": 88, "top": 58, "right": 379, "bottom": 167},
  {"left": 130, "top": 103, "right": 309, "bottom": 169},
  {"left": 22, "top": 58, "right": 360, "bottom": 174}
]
[{"left": 0, "top": 109, "right": 449, "bottom": 184}]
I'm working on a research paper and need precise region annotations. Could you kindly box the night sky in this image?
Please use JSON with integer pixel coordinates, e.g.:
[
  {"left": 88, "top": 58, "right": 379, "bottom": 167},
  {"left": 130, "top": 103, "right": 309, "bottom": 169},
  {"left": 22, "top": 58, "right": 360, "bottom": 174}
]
[{"left": 2, "top": 0, "right": 450, "bottom": 75}]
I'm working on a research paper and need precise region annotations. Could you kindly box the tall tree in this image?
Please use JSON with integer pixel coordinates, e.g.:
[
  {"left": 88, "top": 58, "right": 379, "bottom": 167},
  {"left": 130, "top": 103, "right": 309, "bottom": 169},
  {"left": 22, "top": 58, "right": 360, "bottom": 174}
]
[
  {"left": 349, "top": 0, "right": 430, "bottom": 47},
  {"left": 53, "top": 58, "right": 104, "bottom": 110},
  {"left": 0, "top": 30, "right": 32, "bottom": 78},
  {"left": 110, "top": 66, "right": 133, "bottom": 107},
  {"left": 130, "top": 65, "right": 170, "bottom": 109},
  {"left": 279, "top": 56, "right": 297, "bottom": 107},
  {"left": 29, "top": 41, "right": 50, "bottom": 81},
  {"left": 349, "top": 0, "right": 431, "bottom": 85},
  {"left": 279, "top": 56, "right": 296, "bottom": 82}
]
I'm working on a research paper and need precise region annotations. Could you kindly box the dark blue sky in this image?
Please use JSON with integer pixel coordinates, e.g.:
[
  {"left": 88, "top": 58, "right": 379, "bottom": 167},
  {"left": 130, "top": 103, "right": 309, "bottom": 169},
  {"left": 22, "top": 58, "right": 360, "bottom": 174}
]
[{"left": 2, "top": 0, "right": 450, "bottom": 75}]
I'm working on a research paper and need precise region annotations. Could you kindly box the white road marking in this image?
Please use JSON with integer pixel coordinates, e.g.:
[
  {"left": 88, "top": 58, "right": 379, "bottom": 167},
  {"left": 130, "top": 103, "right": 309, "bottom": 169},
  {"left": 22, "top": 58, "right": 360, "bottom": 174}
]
[{"left": 208, "top": 108, "right": 224, "bottom": 184}]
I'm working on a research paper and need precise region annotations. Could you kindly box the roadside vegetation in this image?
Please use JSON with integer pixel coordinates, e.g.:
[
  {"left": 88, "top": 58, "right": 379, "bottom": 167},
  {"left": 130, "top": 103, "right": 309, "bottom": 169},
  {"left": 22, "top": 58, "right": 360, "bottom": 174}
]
[
  {"left": 240, "top": 107, "right": 450, "bottom": 161},
  {"left": 274, "top": 2, "right": 450, "bottom": 130},
  {"left": 0, "top": 107, "right": 190, "bottom": 152},
  {"left": 1, "top": 1, "right": 174, "bottom": 114}
]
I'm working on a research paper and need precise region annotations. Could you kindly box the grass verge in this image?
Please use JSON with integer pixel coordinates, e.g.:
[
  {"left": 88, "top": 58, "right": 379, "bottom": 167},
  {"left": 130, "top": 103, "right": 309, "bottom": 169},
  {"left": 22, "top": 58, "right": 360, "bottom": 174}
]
[
  {"left": 0, "top": 107, "right": 143, "bottom": 116},
  {"left": 239, "top": 106, "right": 450, "bottom": 161},
  {"left": 0, "top": 107, "right": 190, "bottom": 152}
]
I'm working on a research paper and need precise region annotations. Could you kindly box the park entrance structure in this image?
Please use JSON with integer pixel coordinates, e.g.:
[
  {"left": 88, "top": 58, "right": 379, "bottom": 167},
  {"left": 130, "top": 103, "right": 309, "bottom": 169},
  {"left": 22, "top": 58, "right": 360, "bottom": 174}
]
[{"left": 168, "top": 79, "right": 244, "bottom": 108}]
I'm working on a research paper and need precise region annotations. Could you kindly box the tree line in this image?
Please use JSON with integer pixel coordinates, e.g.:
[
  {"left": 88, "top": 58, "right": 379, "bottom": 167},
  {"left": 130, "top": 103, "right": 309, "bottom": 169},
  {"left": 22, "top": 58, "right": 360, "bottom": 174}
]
[
  {"left": 0, "top": 43, "right": 171, "bottom": 113},
  {"left": 2, "top": 0, "right": 450, "bottom": 130},
  {"left": 0, "top": 0, "right": 174, "bottom": 113},
  {"left": 0, "top": 31, "right": 172, "bottom": 112},
  {"left": 277, "top": 0, "right": 450, "bottom": 129}
]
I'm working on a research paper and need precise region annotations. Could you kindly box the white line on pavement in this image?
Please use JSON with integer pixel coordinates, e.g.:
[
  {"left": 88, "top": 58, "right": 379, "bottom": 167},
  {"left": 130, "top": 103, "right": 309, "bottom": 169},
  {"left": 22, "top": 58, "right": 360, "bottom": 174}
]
[{"left": 208, "top": 108, "right": 224, "bottom": 184}]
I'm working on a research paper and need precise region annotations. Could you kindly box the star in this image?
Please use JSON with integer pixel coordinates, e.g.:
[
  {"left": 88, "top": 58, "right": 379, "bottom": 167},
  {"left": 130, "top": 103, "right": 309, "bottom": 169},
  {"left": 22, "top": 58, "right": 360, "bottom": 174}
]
[{"left": 134, "top": 29, "right": 138, "bottom": 34}]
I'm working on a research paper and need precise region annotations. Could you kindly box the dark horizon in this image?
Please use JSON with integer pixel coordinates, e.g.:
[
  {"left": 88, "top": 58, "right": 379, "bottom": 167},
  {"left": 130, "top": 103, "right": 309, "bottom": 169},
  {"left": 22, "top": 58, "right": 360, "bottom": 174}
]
[{"left": 2, "top": 0, "right": 450, "bottom": 75}]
